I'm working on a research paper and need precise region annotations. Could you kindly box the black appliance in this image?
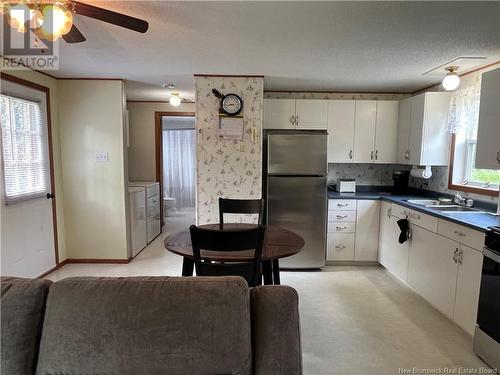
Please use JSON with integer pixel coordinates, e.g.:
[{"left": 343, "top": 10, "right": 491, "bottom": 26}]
[
  {"left": 474, "top": 226, "right": 500, "bottom": 369},
  {"left": 392, "top": 170, "right": 410, "bottom": 194}
]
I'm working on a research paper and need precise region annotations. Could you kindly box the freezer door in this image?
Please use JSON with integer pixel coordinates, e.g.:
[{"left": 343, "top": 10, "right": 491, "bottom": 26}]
[
  {"left": 267, "top": 176, "right": 326, "bottom": 268},
  {"left": 267, "top": 133, "right": 327, "bottom": 175}
]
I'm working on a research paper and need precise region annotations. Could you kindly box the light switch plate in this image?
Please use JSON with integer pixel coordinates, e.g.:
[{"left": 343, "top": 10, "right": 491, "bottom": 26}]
[{"left": 96, "top": 152, "right": 109, "bottom": 162}]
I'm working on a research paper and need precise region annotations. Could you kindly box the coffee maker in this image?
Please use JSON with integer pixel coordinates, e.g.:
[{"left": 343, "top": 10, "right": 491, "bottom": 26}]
[{"left": 393, "top": 170, "right": 410, "bottom": 194}]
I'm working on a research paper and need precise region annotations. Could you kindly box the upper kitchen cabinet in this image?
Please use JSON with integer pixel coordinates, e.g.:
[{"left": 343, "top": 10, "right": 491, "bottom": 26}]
[
  {"left": 295, "top": 100, "right": 328, "bottom": 129},
  {"left": 327, "top": 100, "right": 355, "bottom": 163},
  {"left": 353, "top": 101, "right": 377, "bottom": 163},
  {"left": 263, "top": 99, "right": 296, "bottom": 129},
  {"left": 397, "top": 92, "right": 451, "bottom": 166},
  {"left": 476, "top": 68, "right": 500, "bottom": 169},
  {"left": 374, "top": 101, "right": 399, "bottom": 163},
  {"left": 263, "top": 99, "right": 328, "bottom": 130}
]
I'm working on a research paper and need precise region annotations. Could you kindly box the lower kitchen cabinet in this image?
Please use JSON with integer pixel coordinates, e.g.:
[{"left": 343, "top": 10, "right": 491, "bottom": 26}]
[
  {"left": 355, "top": 200, "right": 380, "bottom": 261},
  {"left": 327, "top": 233, "right": 355, "bottom": 260},
  {"left": 453, "top": 244, "right": 484, "bottom": 336},
  {"left": 407, "top": 226, "right": 459, "bottom": 319},
  {"left": 378, "top": 201, "right": 410, "bottom": 282}
]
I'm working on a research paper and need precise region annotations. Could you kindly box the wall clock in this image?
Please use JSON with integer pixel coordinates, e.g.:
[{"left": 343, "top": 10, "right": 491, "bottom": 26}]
[{"left": 212, "top": 89, "right": 243, "bottom": 116}]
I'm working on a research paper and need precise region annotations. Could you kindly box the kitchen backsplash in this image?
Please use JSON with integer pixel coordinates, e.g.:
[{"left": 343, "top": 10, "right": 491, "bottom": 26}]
[{"left": 328, "top": 163, "right": 411, "bottom": 186}]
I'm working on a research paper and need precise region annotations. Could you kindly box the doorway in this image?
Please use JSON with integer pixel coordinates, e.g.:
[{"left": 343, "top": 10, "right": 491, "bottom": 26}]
[
  {"left": 156, "top": 113, "right": 196, "bottom": 233},
  {"left": 0, "top": 74, "right": 58, "bottom": 277}
]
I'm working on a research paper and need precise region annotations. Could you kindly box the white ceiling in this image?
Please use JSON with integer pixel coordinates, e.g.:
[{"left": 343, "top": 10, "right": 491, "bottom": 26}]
[{"left": 53, "top": 1, "right": 500, "bottom": 101}]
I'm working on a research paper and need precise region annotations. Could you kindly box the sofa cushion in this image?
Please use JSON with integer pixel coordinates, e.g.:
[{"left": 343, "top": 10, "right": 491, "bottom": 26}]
[
  {"left": 251, "top": 285, "right": 302, "bottom": 375},
  {"left": 36, "top": 276, "right": 251, "bottom": 375},
  {"left": 1, "top": 276, "right": 52, "bottom": 375}
]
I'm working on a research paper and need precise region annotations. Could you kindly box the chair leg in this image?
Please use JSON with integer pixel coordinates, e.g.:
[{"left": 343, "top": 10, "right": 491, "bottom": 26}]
[
  {"left": 181, "top": 258, "right": 194, "bottom": 277},
  {"left": 272, "top": 259, "right": 281, "bottom": 285},
  {"left": 262, "top": 260, "right": 273, "bottom": 285}
]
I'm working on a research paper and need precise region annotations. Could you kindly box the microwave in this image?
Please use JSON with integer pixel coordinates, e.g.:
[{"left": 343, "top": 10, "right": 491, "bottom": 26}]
[{"left": 336, "top": 179, "right": 356, "bottom": 193}]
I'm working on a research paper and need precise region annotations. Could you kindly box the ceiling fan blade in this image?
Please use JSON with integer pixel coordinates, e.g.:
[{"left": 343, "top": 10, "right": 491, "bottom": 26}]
[
  {"left": 72, "top": 1, "right": 149, "bottom": 33},
  {"left": 62, "top": 24, "right": 86, "bottom": 43}
]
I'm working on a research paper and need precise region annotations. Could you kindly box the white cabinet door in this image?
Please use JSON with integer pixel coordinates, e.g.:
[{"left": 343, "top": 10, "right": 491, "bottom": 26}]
[
  {"left": 327, "top": 100, "right": 355, "bottom": 163},
  {"left": 353, "top": 101, "right": 377, "bottom": 163},
  {"left": 374, "top": 101, "right": 399, "bottom": 163},
  {"left": 397, "top": 97, "right": 411, "bottom": 164},
  {"left": 476, "top": 68, "right": 500, "bottom": 169},
  {"left": 408, "top": 94, "right": 425, "bottom": 165},
  {"left": 355, "top": 200, "right": 380, "bottom": 261},
  {"left": 407, "top": 226, "right": 459, "bottom": 318},
  {"left": 378, "top": 201, "right": 410, "bottom": 282},
  {"left": 454, "top": 245, "right": 483, "bottom": 336},
  {"left": 295, "top": 100, "right": 328, "bottom": 130},
  {"left": 263, "top": 99, "right": 295, "bottom": 129}
]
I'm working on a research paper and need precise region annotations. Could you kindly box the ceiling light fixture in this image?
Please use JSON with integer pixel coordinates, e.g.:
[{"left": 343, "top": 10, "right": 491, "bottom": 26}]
[
  {"left": 169, "top": 93, "right": 181, "bottom": 106},
  {"left": 442, "top": 66, "right": 460, "bottom": 91},
  {"left": 163, "top": 83, "right": 176, "bottom": 89}
]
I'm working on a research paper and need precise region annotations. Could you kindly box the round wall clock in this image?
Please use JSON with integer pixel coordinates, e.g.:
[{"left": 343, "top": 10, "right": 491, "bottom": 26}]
[{"left": 221, "top": 93, "right": 243, "bottom": 116}]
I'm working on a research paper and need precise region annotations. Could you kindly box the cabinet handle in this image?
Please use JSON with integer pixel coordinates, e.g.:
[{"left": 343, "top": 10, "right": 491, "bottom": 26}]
[
  {"left": 497, "top": 150, "right": 500, "bottom": 163},
  {"left": 295, "top": 115, "right": 299, "bottom": 127},
  {"left": 337, "top": 203, "right": 348, "bottom": 207},
  {"left": 371, "top": 150, "right": 374, "bottom": 160},
  {"left": 335, "top": 245, "right": 346, "bottom": 249},
  {"left": 336, "top": 226, "right": 348, "bottom": 230},
  {"left": 349, "top": 150, "right": 353, "bottom": 159},
  {"left": 407, "top": 150, "right": 410, "bottom": 160},
  {"left": 336, "top": 215, "right": 348, "bottom": 219},
  {"left": 453, "top": 248, "right": 459, "bottom": 263},
  {"left": 375, "top": 150, "right": 378, "bottom": 160},
  {"left": 387, "top": 208, "right": 392, "bottom": 218},
  {"left": 290, "top": 115, "right": 294, "bottom": 125},
  {"left": 458, "top": 249, "right": 463, "bottom": 265}
]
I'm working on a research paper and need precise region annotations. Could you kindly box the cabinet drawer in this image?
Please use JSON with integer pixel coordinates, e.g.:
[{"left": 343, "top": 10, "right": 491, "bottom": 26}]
[
  {"left": 327, "top": 233, "right": 355, "bottom": 260},
  {"left": 328, "top": 221, "right": 356, "bottom": 233},
  {"left": 329, "top": 199, "right": 357, "bottom": 211},
  {"left": 328, "top": 210, "right": 356, "bottom": 222},
  {"left": 437, "top": 220, "right": 484, "bottom": 251},
  {"left": 391, "top": 204, "right": 438, "bottom": 232}
]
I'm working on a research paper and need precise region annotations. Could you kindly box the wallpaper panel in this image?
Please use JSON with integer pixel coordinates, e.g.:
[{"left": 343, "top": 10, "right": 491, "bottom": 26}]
[{"left": 195, "top": 76, "right": 264, "bottom": 224}]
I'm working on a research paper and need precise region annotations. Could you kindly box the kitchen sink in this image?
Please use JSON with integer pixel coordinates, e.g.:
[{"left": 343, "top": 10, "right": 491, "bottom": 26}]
[
  {"left": 406, "top": 199, "right": 440, "bottom": 206},
  {"left": 427, "top": 205, "right": 481, "bottom": 213}
]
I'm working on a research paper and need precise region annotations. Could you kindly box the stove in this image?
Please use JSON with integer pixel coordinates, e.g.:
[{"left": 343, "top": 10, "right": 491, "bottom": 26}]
[{"left": 474, "top": 226, "right": 500, "bottom": 369}]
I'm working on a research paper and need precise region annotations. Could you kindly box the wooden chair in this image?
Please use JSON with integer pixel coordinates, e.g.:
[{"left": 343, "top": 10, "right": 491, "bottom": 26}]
[
  {"left": 189, "top": 225, "right": 266, "bottom": 287},
  {"left": 218, "top": 198, "right": 264, "bottom": 229}
]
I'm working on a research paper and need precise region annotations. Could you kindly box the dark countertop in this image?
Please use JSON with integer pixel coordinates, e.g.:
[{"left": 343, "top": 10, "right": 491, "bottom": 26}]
[{"left": 327, "top": 187, "right": 499, "bottom": 232}]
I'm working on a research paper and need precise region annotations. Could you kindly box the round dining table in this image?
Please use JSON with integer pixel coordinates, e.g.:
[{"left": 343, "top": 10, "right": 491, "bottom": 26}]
[{"left": 164, "top": 224, "right": 305, "bottom": 285}]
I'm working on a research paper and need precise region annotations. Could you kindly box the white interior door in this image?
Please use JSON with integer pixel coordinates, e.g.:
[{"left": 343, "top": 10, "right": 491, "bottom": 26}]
[{"left": 1, "top": 78, "right": 56, "bottom": 277}]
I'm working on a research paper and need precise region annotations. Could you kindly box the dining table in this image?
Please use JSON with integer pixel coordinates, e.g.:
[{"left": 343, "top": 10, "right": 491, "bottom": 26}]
[{"left": 164, "top": 223, "right": 305, "bottom": 285}]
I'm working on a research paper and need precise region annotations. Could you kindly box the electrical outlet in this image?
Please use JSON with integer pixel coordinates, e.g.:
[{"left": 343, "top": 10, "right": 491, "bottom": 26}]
[{"left": 96, "top": 152, "right": 109, "bottom": 162}]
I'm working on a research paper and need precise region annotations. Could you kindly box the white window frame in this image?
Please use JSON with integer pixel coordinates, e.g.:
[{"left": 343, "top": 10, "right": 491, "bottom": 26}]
[{"left": 0, "top": 88, "right": 50, "bottom": 205}]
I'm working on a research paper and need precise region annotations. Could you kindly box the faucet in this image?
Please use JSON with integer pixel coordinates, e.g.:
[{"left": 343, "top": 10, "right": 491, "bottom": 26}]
[{"left": 454, "top": 192, "right": 466, "bottom": 206}]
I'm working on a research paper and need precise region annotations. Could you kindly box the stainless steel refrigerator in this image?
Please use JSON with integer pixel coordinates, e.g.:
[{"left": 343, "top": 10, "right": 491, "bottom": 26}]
[{"left": 264, "top": 130, "right": 327, "bottom": 269}]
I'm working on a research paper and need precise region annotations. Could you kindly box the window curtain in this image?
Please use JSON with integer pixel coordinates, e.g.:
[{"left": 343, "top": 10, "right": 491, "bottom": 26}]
[
  {"left": 446, "top": 83, "right": 481, "bottom": 136},
  {"left": 162, "top": 129, "right": 195, "bottom": 210}
]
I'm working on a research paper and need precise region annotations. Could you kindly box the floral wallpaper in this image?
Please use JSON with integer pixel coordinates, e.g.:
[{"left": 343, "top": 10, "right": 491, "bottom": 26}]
[
  {"left": 195, "top": 76, "right": 264, "bottom": 224},
  {"left": 264, "top": 92, "right": 409, "bottom": 100}
]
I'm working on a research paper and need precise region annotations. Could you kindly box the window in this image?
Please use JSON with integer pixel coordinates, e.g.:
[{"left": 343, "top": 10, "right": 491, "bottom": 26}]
[
  {"left": 448, "top": 84, "right": 500, "bottom": 195},
  {"left": 0, "top": 94, "right": 48, "bottom": 203}
]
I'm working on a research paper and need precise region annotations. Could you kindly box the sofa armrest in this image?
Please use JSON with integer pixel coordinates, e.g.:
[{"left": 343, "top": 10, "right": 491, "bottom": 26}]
[{"left": 250, "top": 285, "right": 302, "bottom": 375}]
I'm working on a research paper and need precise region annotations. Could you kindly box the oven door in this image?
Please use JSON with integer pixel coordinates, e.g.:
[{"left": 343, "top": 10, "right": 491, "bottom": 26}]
[{"left": 477, "top": 247, "right": 500, "bottom": 342}]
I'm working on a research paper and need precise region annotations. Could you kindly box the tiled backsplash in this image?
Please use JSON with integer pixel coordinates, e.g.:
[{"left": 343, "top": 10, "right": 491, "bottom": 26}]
[{"left": 328, "top": 163, "right": 410, "bottom": 186}]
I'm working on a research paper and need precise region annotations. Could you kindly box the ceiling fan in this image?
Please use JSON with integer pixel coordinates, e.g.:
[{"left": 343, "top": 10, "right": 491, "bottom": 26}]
[{"left": 2, "top": 1, "right": 149, "bottom": 43}]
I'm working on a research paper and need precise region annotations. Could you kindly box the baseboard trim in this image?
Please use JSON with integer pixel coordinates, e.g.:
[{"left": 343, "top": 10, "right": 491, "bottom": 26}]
[
  {"left": 325, "top": 260, "right": 380, "bottom": 266},
  {"left": 37, "top": 262, "right": 67, "bottom": 278},
  {"left": 64, "top": 258, "right": 131, "bottom": 264}
]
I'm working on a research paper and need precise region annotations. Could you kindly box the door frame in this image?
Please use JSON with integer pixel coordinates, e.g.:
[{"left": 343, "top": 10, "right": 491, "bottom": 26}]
[
  {"left": 0, "top": 72, "right": 60, "bottom": 264},
  {"left": 154, "top": 111, "right": 195, "bottom": 227}
]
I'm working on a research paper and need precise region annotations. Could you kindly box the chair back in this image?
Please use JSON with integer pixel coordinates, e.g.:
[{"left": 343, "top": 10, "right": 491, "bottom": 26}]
[
  {"left": 189, "top": 225, "right": 266, "bottom": 287},
  {"left": 219, "top": 198, "right": 264, "bottom": 228}
]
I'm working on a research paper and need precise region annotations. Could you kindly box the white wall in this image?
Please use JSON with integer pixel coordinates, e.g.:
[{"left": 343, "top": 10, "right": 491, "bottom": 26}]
[
  {"left": 127, "top": 101, "right": 195, "bottom": 182},
  {"left": 1, "top": 63, "right": 67, "bottom": 262},
  {"left": 59, "top": 80, "right": 129, "bottom": 260}
]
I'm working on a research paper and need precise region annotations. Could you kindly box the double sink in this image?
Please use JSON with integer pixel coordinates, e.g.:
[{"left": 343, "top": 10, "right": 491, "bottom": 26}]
[{"left": 405, "top": 199, "right": 483, "bottom": 213}]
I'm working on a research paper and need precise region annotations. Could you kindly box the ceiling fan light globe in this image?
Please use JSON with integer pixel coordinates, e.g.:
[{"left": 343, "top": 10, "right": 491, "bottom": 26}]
[
  {"left": 39, "top": 4, "right": 73, "bottom": 40},
  {"left": 442, "top": 73, "right": 460, "bottom": 91},
  {"left": 169, "top": 95, "right": 181, "bottom": 106},
  {"left": 7, "top": 4, "right": 32, "bottom": 32}
]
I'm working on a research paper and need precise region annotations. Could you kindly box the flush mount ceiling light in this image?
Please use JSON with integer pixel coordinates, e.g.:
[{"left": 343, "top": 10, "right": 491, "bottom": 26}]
[
  {"left": 169, "top": 93, "right": 181, "bottom": 106},
  {"left": 163, "top": 83, "right": 176, "bottom": 89},
  {"left": 442, "top": 66, "right": 460, "bottom": 91}
]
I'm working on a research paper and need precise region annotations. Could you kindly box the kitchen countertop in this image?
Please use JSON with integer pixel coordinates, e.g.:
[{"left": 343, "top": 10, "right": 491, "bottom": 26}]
[{"left": 328, "top": 188, "right": 499, "bottom": 232}]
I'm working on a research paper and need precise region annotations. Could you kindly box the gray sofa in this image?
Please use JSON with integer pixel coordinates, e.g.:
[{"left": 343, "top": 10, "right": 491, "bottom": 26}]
[{"left": 1, "top": 276, "right": 302, "bottom": 375}]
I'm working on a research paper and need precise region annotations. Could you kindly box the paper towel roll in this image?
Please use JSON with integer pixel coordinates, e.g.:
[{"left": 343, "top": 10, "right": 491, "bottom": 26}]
[{"left": 410, "top": 166, "right": 432, "bottom": 179}]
